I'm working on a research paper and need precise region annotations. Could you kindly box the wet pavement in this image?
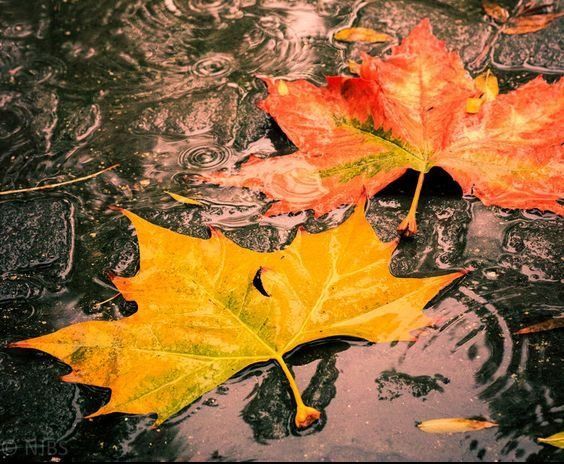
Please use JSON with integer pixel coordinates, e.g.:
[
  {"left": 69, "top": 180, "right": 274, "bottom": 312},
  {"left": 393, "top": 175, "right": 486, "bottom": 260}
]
[{"left": 0, "top": 0, "right": 563, "bottom": 461}]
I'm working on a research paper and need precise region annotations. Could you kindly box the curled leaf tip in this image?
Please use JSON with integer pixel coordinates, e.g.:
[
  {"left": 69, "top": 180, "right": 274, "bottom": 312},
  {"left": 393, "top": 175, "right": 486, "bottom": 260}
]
[
  {"left": 8, "top": 340, "right": 30, "bottom": 349},
  {"left": 60, "top": 372, "right": 81, "bottom": 383}
]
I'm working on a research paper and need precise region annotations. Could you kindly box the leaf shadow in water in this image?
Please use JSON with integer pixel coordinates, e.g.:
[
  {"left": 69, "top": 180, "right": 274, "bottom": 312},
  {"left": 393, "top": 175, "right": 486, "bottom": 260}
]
[{"left": 242, "top": 341, "right": 350, "bottom": 443}]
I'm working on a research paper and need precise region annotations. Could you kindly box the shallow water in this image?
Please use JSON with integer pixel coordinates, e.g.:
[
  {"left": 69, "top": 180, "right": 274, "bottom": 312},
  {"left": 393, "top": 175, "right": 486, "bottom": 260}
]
[{"left": 0, "top": 0, "right": 563, "bottom": 461}]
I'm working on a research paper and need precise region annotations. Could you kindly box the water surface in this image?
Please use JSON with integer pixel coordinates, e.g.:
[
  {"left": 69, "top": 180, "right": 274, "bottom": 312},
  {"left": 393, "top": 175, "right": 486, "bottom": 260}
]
[{"left": 0, "top": 0, "right": 562, "bottom": 461}]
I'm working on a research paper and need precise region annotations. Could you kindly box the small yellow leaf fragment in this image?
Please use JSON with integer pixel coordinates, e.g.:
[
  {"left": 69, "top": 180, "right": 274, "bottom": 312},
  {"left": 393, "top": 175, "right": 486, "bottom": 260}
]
[
  {"left": 466, "top": 97, "right": 484, "bottom": 114},
  {"left": 417, "top": 418, "right": 498, "bottom": 433},
  {"left": 538, "top": 432, "right": 564, "bottom": 449},
  {"left": 475, "top": 70, "right": 499, "bottom": 102},
  {"left": 334, "top": 27, "right": 393, "bottom": 43},
  {"left": 466, "top": 70, "right": 499, "bottom": 113},
  {"left": 166, "top": 191, "right": 203, "bottom": 206},
  {"left": 277, "top": 80, "right": 289, "bottom": 96},
  {"left": 348, "top": 60, "right": 361, "bottom": 75}
]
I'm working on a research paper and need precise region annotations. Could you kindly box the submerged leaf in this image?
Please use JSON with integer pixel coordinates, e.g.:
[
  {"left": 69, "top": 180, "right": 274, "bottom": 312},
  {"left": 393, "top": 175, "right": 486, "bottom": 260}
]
[
  {"left": 206, "top": 20, "right": 564, "bottom": 223},
  {"left": 538, "top": 431, "right": 564, "bottom": 448},
  {"left": 10, "top": 203, "right": 462, "bottom": 427},
  {"left": 417, "top": 418, "right": 498, "bottom": 433},
  {"left": 503, "top": 13, "right": 564, "bottom": 34},
  {"left": 334, "top": 27, "right": 392, "bottom": 43},
  {"left": 515, "top": 317, "right": 564, "bottom": 334}
]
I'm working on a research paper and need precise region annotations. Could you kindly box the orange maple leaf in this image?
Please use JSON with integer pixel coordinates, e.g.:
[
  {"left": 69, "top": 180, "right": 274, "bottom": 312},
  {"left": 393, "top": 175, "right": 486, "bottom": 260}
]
[{"left": 203, "top": 20, "right": 563, "bottom": 234}]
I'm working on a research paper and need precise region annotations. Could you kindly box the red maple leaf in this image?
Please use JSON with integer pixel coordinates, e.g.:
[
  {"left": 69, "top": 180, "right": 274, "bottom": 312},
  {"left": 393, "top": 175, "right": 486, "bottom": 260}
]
[{"left": 202, "top": 19, "right": 563, "bottom": 234}]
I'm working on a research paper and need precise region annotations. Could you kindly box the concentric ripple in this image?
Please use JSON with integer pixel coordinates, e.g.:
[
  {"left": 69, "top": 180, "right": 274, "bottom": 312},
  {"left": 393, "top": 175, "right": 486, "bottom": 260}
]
[
  {"left": 179, "top": 143, "right": 233, "bottom": 171},
  {"left": 190, "top": 53, "right": 235, "bottom": 78}
]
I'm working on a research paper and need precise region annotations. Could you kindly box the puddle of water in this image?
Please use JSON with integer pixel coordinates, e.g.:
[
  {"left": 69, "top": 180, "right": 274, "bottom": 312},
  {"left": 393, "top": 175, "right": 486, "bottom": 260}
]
[{"left": 0, "top": 0, "right": 562, "bottom": 461}]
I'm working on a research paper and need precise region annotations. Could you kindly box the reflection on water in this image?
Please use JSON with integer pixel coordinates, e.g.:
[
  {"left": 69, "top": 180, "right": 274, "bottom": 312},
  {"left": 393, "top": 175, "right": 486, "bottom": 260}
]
[
  {"left": 0, "top": 0, "right": 562, "bottom": 461},
  {"left": 243, "top": 343, "right": 346, "bottom": 443}
]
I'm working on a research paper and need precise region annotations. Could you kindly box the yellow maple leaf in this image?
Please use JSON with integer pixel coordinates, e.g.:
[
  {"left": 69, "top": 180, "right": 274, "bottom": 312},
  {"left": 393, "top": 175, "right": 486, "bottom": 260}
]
[{"left": 10, "top": 204, "right": 462, "bottom": 427}]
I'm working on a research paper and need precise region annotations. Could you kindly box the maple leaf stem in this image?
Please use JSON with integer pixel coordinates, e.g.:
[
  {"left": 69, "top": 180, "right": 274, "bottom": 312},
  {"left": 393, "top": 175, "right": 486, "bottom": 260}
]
[
  {"left": 274, "top": 354, "right": 320, "bottom": 429},
  {"left": 397, "top": 170, "right": 425, "bottom": 237}
]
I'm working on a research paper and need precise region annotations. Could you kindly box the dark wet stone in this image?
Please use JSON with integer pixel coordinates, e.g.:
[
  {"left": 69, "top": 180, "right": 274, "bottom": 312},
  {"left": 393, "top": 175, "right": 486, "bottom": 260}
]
[
  {"left": 233, "top": 91, "right": 270, "bottom": 151},
  {"left": 106, "top": 236, "right": 139, "bottom": 278},
  {"left": 59, "top": 413, "right": 177, "bottom": 462},
  {"left": 0, "top": 278, "right": 43, "bottom": 303},
  {"left": 134, "top": 87, "right": 239, "bottom": 145},
  {"left": 0, "top": 89, "right": 58, "bottom": 149},
  {"left": 0, "top": 350, "right": 79, "bottom": 456},
  {"left": 132, "top": 206, "right": 209, "bottom": 239},
  {"left": 375, "top": 370, "right": 450, "bottom": 401},
  {"left": 0, "top": 198, "right": 75, "bottom": 300},
  {"left": 493, "top": 20, "right": 564, "bottom": 73},
  {"left": 500, "top": 219, "right": 564, "bottom": 282},
  {"left": 0, "top": 89, "right": 59, "bottom": 193},
  {"left": 56, "top": 101, "right": 101, "bottom": 144},
  {"left": 223, "top": 224, "right": 296, "bottom": 253},
  {"left": 368, "top": 195, "right": 471, "bottom": 275},
  {"left": 353, "top": 0, "right": 494, "bottom": 68},
  {"left": 26, "top": 90, "right": 59, "bottom": 153}
]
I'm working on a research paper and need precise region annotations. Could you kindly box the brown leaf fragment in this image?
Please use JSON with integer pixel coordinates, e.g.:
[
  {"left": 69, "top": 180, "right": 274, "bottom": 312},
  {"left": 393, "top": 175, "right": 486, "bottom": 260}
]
[
  {"left": 503, "top": 12, "right": 564, "bottom": 34},
  {"left": 483, "top": 0, "right": 510, "bottom": 23},
  {"left": 515, "top": 317, "right": 564, "bottom": 335}
]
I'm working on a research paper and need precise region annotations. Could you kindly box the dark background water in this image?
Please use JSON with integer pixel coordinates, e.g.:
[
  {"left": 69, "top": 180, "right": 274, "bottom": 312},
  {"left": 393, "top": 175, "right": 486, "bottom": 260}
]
[{"left": 0, "top": 0, "right": 563, "bottom": 461}]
